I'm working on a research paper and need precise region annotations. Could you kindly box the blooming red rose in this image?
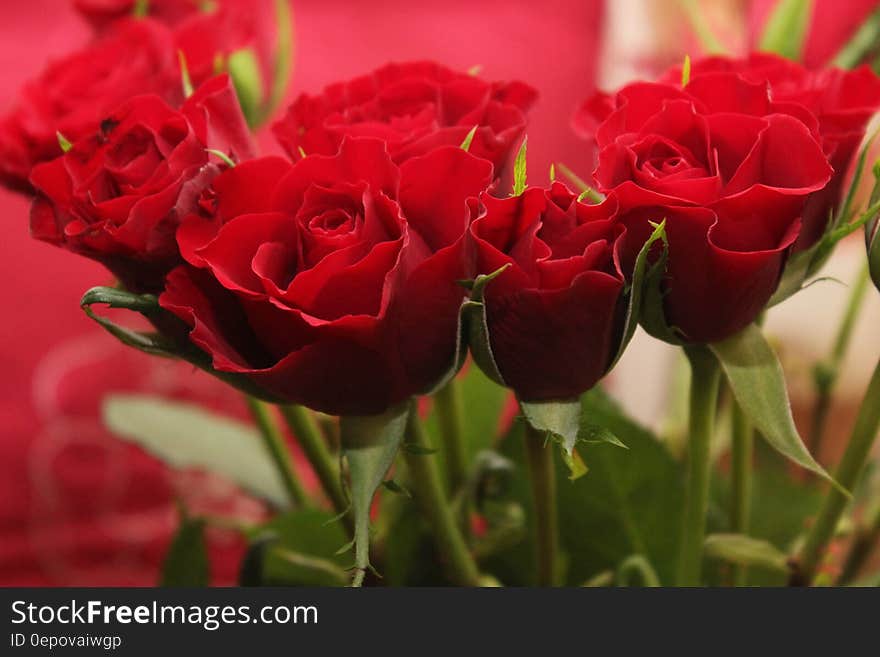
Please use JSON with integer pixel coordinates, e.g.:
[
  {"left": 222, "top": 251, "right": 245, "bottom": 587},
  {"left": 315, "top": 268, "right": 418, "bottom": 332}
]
[
  {"left": 578, "top": 68, "right": 832, "bottom": 343},
  {"left": 469, "top": 184, "right": 625, "bottom": 400},
  {"left": 29, "top": 75, "right": 254, "bottom": 293},
  {"left": 160, "top": 138, "right": 494, "bottom": 415},
  {"left": 0, "top": 18, "right": 182, "bottom": 193},
  {"left": 272, "top": 61, "right": 537, "bottom": 175},
  {"left": 659, "top": 54, "right": 880, "bottom": 249}
]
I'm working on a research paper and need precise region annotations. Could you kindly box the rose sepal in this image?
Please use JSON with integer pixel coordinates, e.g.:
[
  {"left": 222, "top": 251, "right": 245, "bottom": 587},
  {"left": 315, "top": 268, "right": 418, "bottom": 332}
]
[{"left": 80, "top": 285, "right": 285, "bottom": 403}]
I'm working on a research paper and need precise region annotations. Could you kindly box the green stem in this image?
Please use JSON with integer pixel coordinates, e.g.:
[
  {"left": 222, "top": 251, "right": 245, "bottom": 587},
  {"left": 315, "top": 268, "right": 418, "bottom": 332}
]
[
  {"left": 838, "top": 503, "right": 880, "bottom": 585},
  {"left": 244, "top": 397, "right": 308, "bottom": 509},
  {"left": 434, "top": 379, "right": 469, "bottom": 494},
  {"left": 796, "top": 356, "right": 880, "bottom": 584},
  {"left": 809, "top": 264, "right": 871, "bottom": 456},
  {"left": 279, "top": 405, "right": 350, "bottom": 528},
  {"left": 524, "top": 422, "right": 560, "bottom": 586},
  {"left": 676, "top": 346, "right": 722, "bottom": 586},
  {"left": 402, "top": 405, "right": 483, "bottom": 586},
  {"left": 730, "top": 400, "right": 754, "bottom": 586}
]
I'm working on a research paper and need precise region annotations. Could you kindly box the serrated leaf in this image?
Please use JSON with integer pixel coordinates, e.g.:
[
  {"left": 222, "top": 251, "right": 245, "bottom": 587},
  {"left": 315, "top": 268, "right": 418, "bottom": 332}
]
[
  {"left": 704, "top": 533, "right": 789, "bottom": 573},
  {"left": 710, "top": 324, "right": 843, "bottom": 492},
  {"left": 340, "top": 403, "right": 409, "bottom": 586},
  {"left": 460, "top": 125, "right": 478, "bottom": 152},
  {"left": 103, "top": 395, "right": 290, "bottom": 508},
  {"left": 161, "top": 513, "right": 209, "bottom": 586},
  {"left": 512, "top": 137, "right": 527, "bottom": 196},
  {"left": 758, "top": 0, "right": 812, "bottom": 60}
]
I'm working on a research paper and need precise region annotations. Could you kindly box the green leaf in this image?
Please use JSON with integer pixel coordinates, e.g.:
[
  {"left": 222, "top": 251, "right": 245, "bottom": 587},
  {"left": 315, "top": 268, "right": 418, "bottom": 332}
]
[
  {"left": 264, "top": 0, "right": 294, "bottom": 120},
  {"left": 459, "top": 125, "right": 478, "bottom": 152},
  {"left": 679, "top": 0, "right": 727, "bottom": 54},
  {"left": 56, "top": 131, "right": 72, "bottom": 153},
  {"left": 251, "top": 509, "right": 351, "bottom": 586},
  {"left": 103, "top": 395, "right": 291, "bottom": 508},
  {"left": 832, "top": 6, "right": 880, "bottom": 68},
  {"left": 704, "top": 533, "right": 789, "bottom": 573},
  {"left": 511, "top": 136, "right": 527, "bottom": 196},
  {"left": 178, "top": 50, "right": 194, "bottom": 98},
  {"left": 555, "top": 162, "right": 602, "bottom": 203},
  {"left": 228, "top": 48, "right": 265, "bottom": 128},
  {"left": 758, "top": 0, "right": 812, "bottom": 60},
  {"left": 161, "top": 512, "right": 209, "bottom": 586},
  {"left": 612, "top": 219, "right": 668, "bottom": 366},
  {"left": 401, "top": 443, "right": 436, "bottom": 455},
  {"left": 710, "top": 324, "right": 842, "bottom": 491},
  {"left": 340, "top": 403, "right": 409, "bottom": 586},
  {"left": 133, "top": 0, "right": 149, "bottom": 18}
]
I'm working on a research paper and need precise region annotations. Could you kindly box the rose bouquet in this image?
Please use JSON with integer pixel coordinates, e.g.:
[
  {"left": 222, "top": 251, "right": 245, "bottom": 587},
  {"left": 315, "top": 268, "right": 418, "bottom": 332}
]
[{"left": 4, "top": 0, "right": 880, "bottom": 588}]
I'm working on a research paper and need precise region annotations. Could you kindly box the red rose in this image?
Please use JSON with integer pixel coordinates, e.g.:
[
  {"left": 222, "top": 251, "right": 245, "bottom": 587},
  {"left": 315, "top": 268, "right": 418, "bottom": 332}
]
[
  {"left": 0, "top": 18, "right": 181, "bottom": 193},
  {"left": 469, "top": 184, "right": 625, "bottom": 400},
  {"left": 29, "top": 75, "right": 255, "bottom": 293},
  {"left": 660, "top": 54, "right": 880, "bottom": 249},
  {"left": 272, "top": 61, "right": 537, "bottom": 175},
  {"left": 160, "top": 138, "right": 494, "bottom": 415},
  {"left": 580, "top": 69, "right": 832, "bottom": 343},
  {"left": 73, "top": 0, "right": 201, "bottom": 29}
]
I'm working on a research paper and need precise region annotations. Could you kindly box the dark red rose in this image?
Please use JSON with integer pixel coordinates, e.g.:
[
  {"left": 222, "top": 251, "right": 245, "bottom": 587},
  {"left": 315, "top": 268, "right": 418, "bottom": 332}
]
[
  {"left": 272, "top": 61, "right": 537, "bottom": 175},
  {"left": 29, "top": 75, "right": 255, "bottom": 293},
  {"left": 73, "top": 0, "right": 201, "bottom": 29},
  {"left": 160, "top": 138, "right": 494, "bottom": 415},
  {"left": 0, "top": 18, "right": 182, "bottom": 193},
  {"left": 660, "top": 54, "right": 880, "bottom": 249},
  {"left": 469, "top": 184, "right": 625, "bottom": 400},
  {"left": 580, "top": 69, "right": 832, "bottom": 343}
]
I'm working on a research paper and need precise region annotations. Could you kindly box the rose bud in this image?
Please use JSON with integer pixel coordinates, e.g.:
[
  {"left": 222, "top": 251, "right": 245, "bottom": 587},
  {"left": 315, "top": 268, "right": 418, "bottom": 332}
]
[
  {"left": 659, "top": 54, "right": 880, "bottom": 250},
  {"left": 160, "top": 138, "right": 493, "bottom": 415},
  {"left": 272, "top": 61, "right": 537, "bottom": 175},
  {"left": 578, "top": 70, "right": 832, "bottom": 344},
  {"left": 0, "top": 18, "right": 182, "bottom": 193},
  {"left": 29, "top": 75, "right": 255, "bottom": 293},
  {"left": 467, "top": 184, "right": 626, "bottom": 401}
]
